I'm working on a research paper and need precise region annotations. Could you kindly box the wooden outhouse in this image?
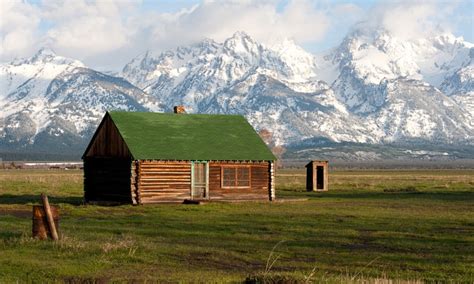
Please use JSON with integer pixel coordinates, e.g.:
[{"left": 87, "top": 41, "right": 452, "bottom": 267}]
[
  {"left": 82, "top": 111, "right": 276, "bottom": 204},
  {"left": 306, "top": 160, "right": 328, "bottom": 192}
]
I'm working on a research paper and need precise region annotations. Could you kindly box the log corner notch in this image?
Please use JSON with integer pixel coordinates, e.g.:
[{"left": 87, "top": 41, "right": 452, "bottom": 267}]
[
  {"left": 131, "top": 160, "right": 141, "bottom": 205},
  {"left": 269, "top": 161, "right": 275, "bottom": 201},
  {"left": 40, "top": 193, "right": 59, "bottom": 241}
]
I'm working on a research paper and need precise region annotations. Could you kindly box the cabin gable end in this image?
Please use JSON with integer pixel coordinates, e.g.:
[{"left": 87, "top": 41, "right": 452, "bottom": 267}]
[{"left": 83, "top": 112, "right": 132, "bottom": 159}]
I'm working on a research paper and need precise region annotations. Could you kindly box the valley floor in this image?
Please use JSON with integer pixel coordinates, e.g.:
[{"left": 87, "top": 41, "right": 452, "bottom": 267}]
[{"left": 0, "top": 169, "right": 473, "bottom": 282}]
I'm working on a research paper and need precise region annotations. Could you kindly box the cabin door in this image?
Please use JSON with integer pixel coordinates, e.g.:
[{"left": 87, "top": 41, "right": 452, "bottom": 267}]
[{"left": 191, "top": 162, "right": 209, "bottom": 199}]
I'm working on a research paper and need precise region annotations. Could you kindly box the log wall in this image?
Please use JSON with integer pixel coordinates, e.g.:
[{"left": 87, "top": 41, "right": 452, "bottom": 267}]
[
  {"left": 209, "top": 161, "right": 270, "bottom": 201},
  {"left": 131, "top": 160, "right": 272, "bottom": 204},
  {"left": 84, "top": 157, "right": 132, "bottom": 203},
  {"left": 137, "top": 161, "right": 191, "bottom": 203}
]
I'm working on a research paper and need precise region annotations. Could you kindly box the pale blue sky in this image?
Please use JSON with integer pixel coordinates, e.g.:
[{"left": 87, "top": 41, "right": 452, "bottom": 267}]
[
  {"left": 2, "top": 0, "right": 473, "bottom": 70},
  {"left": 136, "top": 0, "right": 473, "bottom": 52}
]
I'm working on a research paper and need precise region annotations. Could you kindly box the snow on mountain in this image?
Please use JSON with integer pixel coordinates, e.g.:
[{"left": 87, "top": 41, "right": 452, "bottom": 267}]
[
  {"left": 440, "top": 54, "right": 474, "bottom": 119},
  {"left": 310, "top": 28, "right": 473, "bottom": 146},
  {"left": 1, "top": 30, "right": 473, "bottom": 159},
  {"left": 0, "top": 49, "right": 161, "bottom": 151},
  {"left": 123, "top": 32, "right": 321, "bottom": 97},
  {"left": 365, "top": 79, "right": 472, "bottom": 143},
  {"left": 122, "top": 31, "right": 473, "bottom": 147},
  {"left": 121, "top": 32, "right": 366, "bottom": 145},
  {"left": 0, "top": 48, "right": 84, "bottom": 102},
  {"left": 328, "top": 29, "right": 473, "bottom": 87},
  {"left": 327, "top": 29, "right": 473, "bottom": 113}
]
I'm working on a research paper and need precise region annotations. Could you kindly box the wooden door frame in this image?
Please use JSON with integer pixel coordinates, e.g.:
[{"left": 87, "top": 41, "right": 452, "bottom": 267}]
[
  {"left": 313, "top": 163, "right": 328, "bottom": 191},
  {"left": 190, "top": 161, "right": 209, "bottom": 200}
]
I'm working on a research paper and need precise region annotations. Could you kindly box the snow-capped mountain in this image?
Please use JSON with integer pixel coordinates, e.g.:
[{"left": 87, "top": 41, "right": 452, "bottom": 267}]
[
  {"left": 0, "top": 48, "right": 161, "bottom": 154},
  {"left": 441, "top": 64, "right": 474, "bottom": 119},
  {"left": 324, "top": 29, "right": 473, "bottom": 143},
  {"left": 122, "top": 31, "right": 473, "bottom": 146},
  {"left": 122, "top": 32, "right": 371, "bottom": 145},
  {"left": 1, "top": 30, "right": 473, "bottom": 160},
  {"left": 328, "top": 29, "right": 473, "bottom": 110}
]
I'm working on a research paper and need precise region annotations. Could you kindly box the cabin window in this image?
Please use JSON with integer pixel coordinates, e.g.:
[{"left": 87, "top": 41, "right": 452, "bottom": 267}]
[{"left": 221, "top": 166, "right": 251, "bottom": 188}]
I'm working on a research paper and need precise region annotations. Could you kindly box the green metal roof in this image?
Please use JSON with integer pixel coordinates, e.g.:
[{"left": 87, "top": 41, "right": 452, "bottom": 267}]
[{"left": 108, "top": 111, "right": 276, "bottom": 161}]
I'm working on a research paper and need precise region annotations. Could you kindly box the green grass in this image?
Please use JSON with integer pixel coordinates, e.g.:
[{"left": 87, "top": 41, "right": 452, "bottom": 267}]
[{"left": 0, "top": 169, "right": 473, "bottom": 282}]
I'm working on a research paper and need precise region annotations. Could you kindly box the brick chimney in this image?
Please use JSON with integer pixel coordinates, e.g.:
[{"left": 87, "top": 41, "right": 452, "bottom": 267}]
[{"left": 173, "top": 105, "right": 186, "bottom": 114}]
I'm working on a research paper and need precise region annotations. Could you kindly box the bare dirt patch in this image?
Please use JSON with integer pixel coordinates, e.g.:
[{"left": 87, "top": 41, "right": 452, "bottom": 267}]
[{"left": 0, "top": 208, "right": 31, "bottom": 218}]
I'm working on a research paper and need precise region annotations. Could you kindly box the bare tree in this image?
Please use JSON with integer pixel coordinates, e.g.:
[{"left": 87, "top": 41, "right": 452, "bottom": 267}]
[
  {"left": 258, "top": 128, "right": 285, "bottom": 168},
  {"left": 271, "top": 145, "right": 286, "bottom": 168}
]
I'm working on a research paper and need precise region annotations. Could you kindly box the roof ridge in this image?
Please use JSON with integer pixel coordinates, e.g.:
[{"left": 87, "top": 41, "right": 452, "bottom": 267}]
[
  {"left": 105, "top": 111, "right": 276, "bottom": 161},
  {"left": 108, "top": 110, "right": 244, "bottom": 117}
]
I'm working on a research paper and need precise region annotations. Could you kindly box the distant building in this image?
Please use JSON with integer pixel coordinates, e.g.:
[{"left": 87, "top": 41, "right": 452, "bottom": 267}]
[
  {"left": 306, "top": 160, "right": 328, "bottom": 192},
  {"left": 82, "top": 109, "right": 276, "bottom": 204}
]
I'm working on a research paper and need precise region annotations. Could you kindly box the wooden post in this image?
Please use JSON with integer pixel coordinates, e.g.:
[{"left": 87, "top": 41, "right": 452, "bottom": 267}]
[
  {"left": 324, "top": 162, "right": 329, "bottom": 192},
  {"left": 41, "top": 193, "right": 59, "bottom": 241},
  {"left": 313, "top": 163, "right": 317, "bottom": 191},
  {"left": 32, "top": 205, "right": 58, "bottom": 239}
]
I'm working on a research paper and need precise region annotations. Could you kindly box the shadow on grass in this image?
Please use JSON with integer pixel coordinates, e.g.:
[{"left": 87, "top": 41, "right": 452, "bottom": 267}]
[
  {"left": 0, "top": 194, "right": 83, "bottom": 205},
  {"left": 280, "top": 189, "right": 474, "bottom": 202},
  {"left": 0, "top": 231, "right": 24, "bottom": 239},
  {"left": 318, "top": 191, "right": 474, "bottom": 202}
]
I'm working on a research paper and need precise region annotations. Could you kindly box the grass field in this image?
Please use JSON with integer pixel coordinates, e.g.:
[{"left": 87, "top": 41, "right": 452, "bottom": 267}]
[{"left": 0, "top": 169, "right": 473, "bottom": 282}]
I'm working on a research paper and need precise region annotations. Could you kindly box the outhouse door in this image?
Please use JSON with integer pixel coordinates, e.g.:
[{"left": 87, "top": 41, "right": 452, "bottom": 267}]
[
  {"left": 315, "top": 166, "right": 325, "bottom": 191},
  {"left": 191, "top": 161, "right": 209, "bottom": 199}
]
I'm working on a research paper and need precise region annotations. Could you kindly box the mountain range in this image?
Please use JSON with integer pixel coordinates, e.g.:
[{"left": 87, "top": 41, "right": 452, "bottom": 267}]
[{"left": 1, "top": 28, "right": 473, "bottom": 161}]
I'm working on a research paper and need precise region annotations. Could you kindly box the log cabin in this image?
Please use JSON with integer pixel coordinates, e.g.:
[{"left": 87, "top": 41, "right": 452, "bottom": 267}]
[{"left": 82, "top": 110, "right": 276, "bottom": 204}]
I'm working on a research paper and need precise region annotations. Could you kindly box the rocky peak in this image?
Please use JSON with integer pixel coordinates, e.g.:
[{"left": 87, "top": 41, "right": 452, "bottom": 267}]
[
  {"left": 32, "top": 47, "right": 57, "bottom": 61},
  {"left": 223, "top": 31, "right": 262, "bottom": 61}
]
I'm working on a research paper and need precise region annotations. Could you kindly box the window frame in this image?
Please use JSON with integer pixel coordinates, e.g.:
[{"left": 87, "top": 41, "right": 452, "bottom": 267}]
[{"left": 220, "top": 165, "right": 251, "bottom": 189}]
